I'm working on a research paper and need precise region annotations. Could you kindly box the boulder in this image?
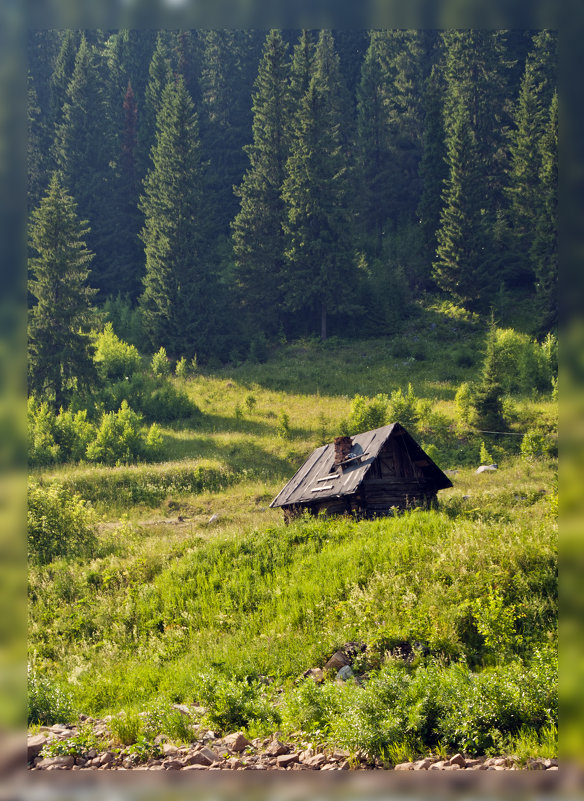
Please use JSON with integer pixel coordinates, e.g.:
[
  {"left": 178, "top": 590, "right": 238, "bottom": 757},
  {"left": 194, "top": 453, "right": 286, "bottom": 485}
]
[
  {"left": 336, "top": 665, "right": 354, "bottom": 681},
  {"left": 37, "top": 755, "right": 75, "bottom": 769},
  {"left": 303, "top": 668, "right": 324, "bottom": 684},
  {"left": 449, "top": 753, "right": 466, "bottom": 768},
  {"left": 277, "top": 753, "right": 300, "bottom": 768},
  {"left": 265, "top": 739, "right": 289, "bottom": 757},
  {"left": 324, "top": 651, "right": 351, "bottom": 671},
  {"left": 223, "top": 732, "right": 251, "bottom": 753},
  {"left": 476, "top": 464, "right": 498, "bottom": 474},
  {"left": 27, "top": 734, "right": 48, "bottom": 762}
]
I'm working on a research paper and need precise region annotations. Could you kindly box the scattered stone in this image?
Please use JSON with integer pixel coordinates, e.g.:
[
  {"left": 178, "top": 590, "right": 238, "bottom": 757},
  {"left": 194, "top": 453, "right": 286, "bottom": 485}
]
[
  {"left": 162, "top": 744, "right": 178, "bottom": 757},
  {"left": 476, "top": 464, "right": 498, "bottom": 473},
  {"left": 265, "top": 739, "right": 289, "bottom": 757},
  {"left": 37, "top": 755, "right": 76, "bottom": 769},
  {"left": 277, "top": 753, "right": 300, "bottom": 768},
  {"left": 163, "top": 760, "right": 183, "bottom": 770},
  {"left": 449, "top": 753, "right": 466, "bottom": 768},
  {"left": 413, "top": 758, "right": 433, "bottom": 770},
  {"left": 182, "top": 764, "right": 207, "bottom": 771},
  {"left": 324, "top": 651, "right": 351, "bottom": 671},
  {"left": 223, "top": 732, "right": 251, "bottom": 753},
  {"left": 394, "top": 762, "right": 414, "bottom": 771},
  {"left": 429, "top": 761, "right": 446, "bottom": 770},
  {"left": 336, "top": 665, "right": 354, "bottom": 681},
  {"left": 306, "top": 753, "right": 327, "bottom": 768},
  {"left": 208, "top": 514, "right": 220, "bottom": 524}
]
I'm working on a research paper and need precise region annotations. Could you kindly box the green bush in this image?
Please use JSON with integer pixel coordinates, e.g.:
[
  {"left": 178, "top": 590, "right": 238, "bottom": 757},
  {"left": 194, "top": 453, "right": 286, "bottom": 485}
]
[
  {"left": 151, "top": 347, "right": 170, "bottom": 377},
  {"left": 175, "top": 357, "right": 188, "bottom": 379},
  {"left": 94, "top": 323, "right": 142, "bottom": 381},
  {"left": 28, "top": 664, "right": 74, "bottom": 725},
  {"left": 28, "top": 481, "right": 96, "bottom": 564},
  {"left": 492, "top": 328, "right": 554, "bottom": 395},
  {"left": 54, "top": 408, "right": 95, "bottom": 462},
  {"left": 140, "top": 382, "right": 198, "bottom": 422},
  {"left": 387, "top": 384, "right": 419, "bottom": 433},
  {"left": 86, "top": 401, "right": 162, "bottom": 465},
  {"left": 277, "top": 411, "right": 291, "bottom": 439},
  {"left": 194, "top": 672, "right": 279, "bottom": 734},
  {"left": 521, "top": 429, "right": 556, "bottom": 461},
  {"left": 28, "top": 398, "right": 60, "bottom": 466},
  {"left": 349, "top": 393, "right": 388, "bottom": 434}
]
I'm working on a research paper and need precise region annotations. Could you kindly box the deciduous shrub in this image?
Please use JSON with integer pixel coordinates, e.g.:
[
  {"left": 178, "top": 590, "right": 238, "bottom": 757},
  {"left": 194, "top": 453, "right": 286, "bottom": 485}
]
[
  {"left": 28, "top": 481, "right": 96, "bottom": 564},
  {"left": 86, "top": 401, "right": 162, "bottom": 465},
  {"left": 194, "top": 672, "right": 279, "bottom": 733},
  {"left": 28, "top": 664, "right": 74, "bottom": 725},
  {"left": 93, "top": 323, "right": 142, "bottom": 380},
  {"left": 349, "top": 393, "right": 388, "bottom": 433},
  {"left": 151, "top": 347, "right": 170, "bottom": 377},
  {"left": 387, "top": 384, "right": 420, "bottom": 432}
]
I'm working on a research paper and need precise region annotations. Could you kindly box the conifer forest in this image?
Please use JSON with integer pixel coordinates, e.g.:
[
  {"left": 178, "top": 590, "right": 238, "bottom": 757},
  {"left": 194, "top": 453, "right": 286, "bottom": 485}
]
[{"left": 28, "top": 29, "right": 557, "bottom": 372}]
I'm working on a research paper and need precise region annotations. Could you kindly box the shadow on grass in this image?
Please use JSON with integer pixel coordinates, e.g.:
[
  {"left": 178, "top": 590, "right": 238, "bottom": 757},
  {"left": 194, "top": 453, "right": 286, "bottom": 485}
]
[{"left": 161, "top": 432, "right": 303, "bottom": 480}]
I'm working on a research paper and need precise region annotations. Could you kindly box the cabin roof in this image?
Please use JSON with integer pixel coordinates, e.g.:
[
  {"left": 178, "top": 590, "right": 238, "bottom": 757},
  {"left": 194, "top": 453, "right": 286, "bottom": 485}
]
[{"left": 270, "top": 423, "right": 452, "bottom": 509}]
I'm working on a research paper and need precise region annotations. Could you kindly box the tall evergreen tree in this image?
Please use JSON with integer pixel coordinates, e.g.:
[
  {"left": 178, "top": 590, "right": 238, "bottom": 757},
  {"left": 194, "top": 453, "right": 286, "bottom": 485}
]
[
  {"left": 232, "top": 30, "right": 291, "bottom": 337},
  {"left": 356, "top": 31, "right": 393, "bottom": 255},
  {"left": 48, "top": 30, "right": 80, "bottom": 144},
  {"left": 417, "top": 63, "right": 448, "bottom": 278},
  {"left": 28, "top": 174, "right": 97, "bottom": 410},
  {"left": 506, "top": 30, "right": 558, "bottom": 285},
  {"left": 531, "top": 90, "right": 558, "bottom": 331},
  {"left": 433, "top": 100, "right": 491, "bottom": 310},
  {"left": 282, "top": 31, "right": 355, "bottom": 340},
  {"left": 138, "top": 32, "right": 173, "bottom": 179},
  {"left": 288, "top": 30, "right": 315, "bottom": 126},
  {"left": 53, "top": 35, "right": 113, "bottom": 295},
  {"left": 139, "top": 77, "right": 215, "bottom": 357}
]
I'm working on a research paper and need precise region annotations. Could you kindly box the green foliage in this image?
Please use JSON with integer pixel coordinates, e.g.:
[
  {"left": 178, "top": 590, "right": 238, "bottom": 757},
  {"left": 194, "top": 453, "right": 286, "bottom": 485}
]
[
  {"left": 491, "top": 328, "right": 553, "bottom": 395},
  {"left": 28, "top": 481, "right": 96, "bottom": 564},
  {"left": 151, "top": 346, "right": 170, "bottom": 377},
  {"left": 41, "top": 724, "right": 102, "bottom": 758},
  {"left": 387, "top": 384, "right": 420, "bottom": 433},
  {"left": 249, "top": 333, "right": 269, "bottom": 364},
  {"left": 140, "top": 382, "right": 197, "bottom": 422},
  {"left": 109, "top": 709, "right": 143, "bottom": 745},
  {"left": 94, "top": 323, "right": 142, "bottom": 381},
  {"left": 521, "top": 429, "right": 556, "bottom": 461},
  {"left": 277, "top": 410, "right": 291, "bottom": 439},
  {"left": 470, "top": 589, "right": 521, "bottom": 661},
  {"left": 479, "top": 442, "right": 493, "bottom": 465},
  {"left": 28, "top": 664, "right": 74, "bottom": 725},
  {"left": 348, "top": 393, "right": 388, "bottom": 434},
  {"left": 28, "top": 173, "right": 97, "bottom": 410},
  {"left": 85, "top": 401, "right": 162, "bottom": 465},
  {"left": 194, "top": 672, "right": 279, "bottom": 734},
  {"left": 103, "top": 294, "right": 144, "bottom": 348},
  {"left": 143, "top": 703, "right": 196, "bottom": 743},
  {"left": 175, "top": 357, "right": 188, "bottom": 378},
  {"left": 244, "top": 394, "right": 257, "bottom": 414}
]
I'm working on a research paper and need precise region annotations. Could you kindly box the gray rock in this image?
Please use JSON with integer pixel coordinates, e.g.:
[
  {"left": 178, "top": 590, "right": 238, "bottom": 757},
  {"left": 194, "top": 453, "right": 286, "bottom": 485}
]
[
  {"left": 303, "top": 668, "right": 324, "bottom": 683},
  {"left": 476, "top": 464, "right": 498, "bottom": 474},
  {"left": 413, "top": 758, "right": 433, "bottom": 770},
  {"left": 394, "top": 762, "right": 414, "bottom": 771},
  {"left": 336, "top": 665, "right": 354, "bottom": 681},
  {"left": 37, "top": 755, "right": 75, "bottom": 769},
  {"left": 27, "top": 734, "right": 48, "bottom": 762},
  {"left": 208, "top": 514, "right": 220, "bottom": 524},
  {"left": 449, "top": 753, "right": 466, "bottom": 768}
]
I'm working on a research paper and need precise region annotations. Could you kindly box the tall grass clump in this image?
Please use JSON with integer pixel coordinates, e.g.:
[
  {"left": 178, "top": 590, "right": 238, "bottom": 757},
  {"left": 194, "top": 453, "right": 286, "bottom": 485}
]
[{"left": 28, "top": 664, "right": 74, "bottom": 725}]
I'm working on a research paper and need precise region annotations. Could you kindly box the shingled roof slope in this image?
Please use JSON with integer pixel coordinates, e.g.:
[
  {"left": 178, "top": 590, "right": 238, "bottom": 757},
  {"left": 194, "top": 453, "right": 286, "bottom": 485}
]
[{"left": 270, "top": 423, "right": 452, "bottom": 509}]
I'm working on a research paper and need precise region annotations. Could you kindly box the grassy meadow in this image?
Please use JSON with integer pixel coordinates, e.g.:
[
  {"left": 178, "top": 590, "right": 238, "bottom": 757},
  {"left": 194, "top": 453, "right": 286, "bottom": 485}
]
[{"left": 28, "top": 308, "right": 558, "bottom": 761}]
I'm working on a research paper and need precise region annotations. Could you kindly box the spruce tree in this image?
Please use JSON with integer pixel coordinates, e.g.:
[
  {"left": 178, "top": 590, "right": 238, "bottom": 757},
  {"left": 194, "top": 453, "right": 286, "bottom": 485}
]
[
  {"left": 433, "top": 100, "right": 491, "bottom": 310},
  {"left": 282, "top": 31, "right": 355, "bottom": 340},
  {"left": 417, "top": 63, "right": 448, "bottom": 278},
  {"left": 138, "top": 32, "right": 173, "bottom": 178},
  {"left": 53, "top": 35, "right": 113, "bottom": 296},
  {"left": 139, "top": 76, "right": 214, "bottom": 357},
  {"left": 288, "top": 30, "right": 315, "bottom": 126},
  {"left": 232, "top": 29, "right": 291, "bottom": 337},
  {"left": 356, "top": 31, "right": 393, "bottom": 255},
  {"left": 531, "top": 91, "right": 558, "bottom": 331},
  {"left": 28, "top": 174, "right": 97, "bottom": 410}
]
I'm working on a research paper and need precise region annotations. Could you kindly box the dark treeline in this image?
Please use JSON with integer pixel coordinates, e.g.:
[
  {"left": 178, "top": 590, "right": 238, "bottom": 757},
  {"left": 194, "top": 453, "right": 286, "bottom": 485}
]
[{"left": 27, "top": 28, "right": 557, "bottom": 364}]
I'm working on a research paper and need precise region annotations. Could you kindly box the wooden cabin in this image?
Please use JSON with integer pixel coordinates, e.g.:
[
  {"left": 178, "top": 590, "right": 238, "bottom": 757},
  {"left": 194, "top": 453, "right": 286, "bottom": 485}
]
[{"left": 270, "top": 423, "right": 452, "bottom": 521}]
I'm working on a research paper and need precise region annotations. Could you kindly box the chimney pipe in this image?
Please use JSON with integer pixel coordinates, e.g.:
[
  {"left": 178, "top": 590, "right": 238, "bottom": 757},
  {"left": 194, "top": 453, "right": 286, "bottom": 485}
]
[{"left": 334, "top": 436, "right": 353, "bottom": 467}]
